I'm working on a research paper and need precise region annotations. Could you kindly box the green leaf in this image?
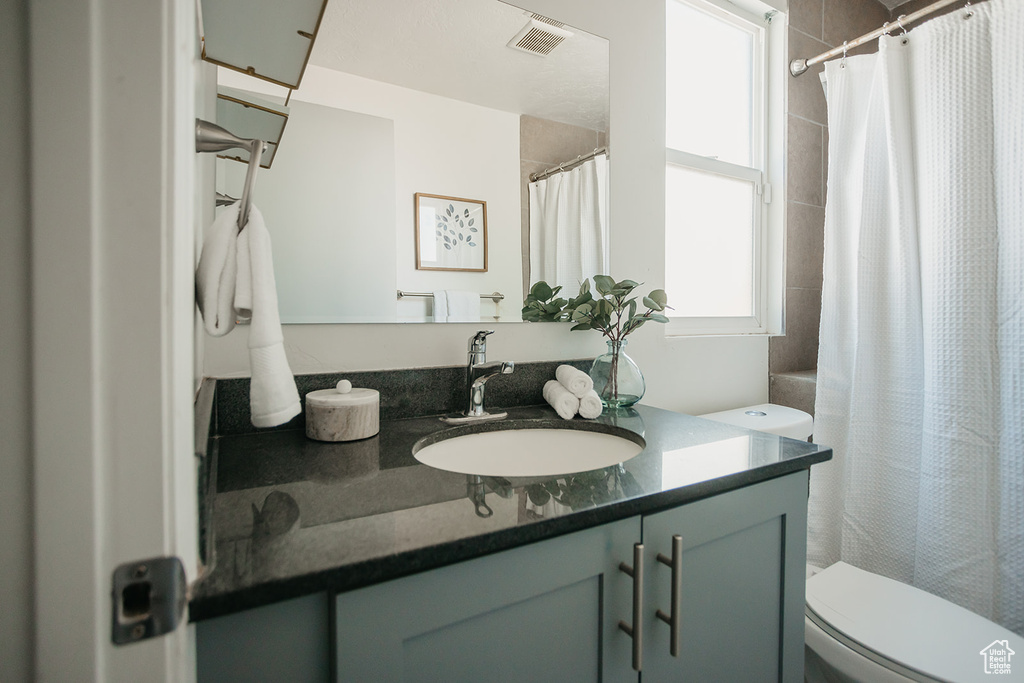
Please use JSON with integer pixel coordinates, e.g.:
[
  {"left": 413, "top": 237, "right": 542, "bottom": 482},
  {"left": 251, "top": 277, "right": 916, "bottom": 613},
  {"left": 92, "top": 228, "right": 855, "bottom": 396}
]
[
  {"left": 615, "top": 279, "right": 640, "bottom": 292},
  {"left": 570, "top": 322, "right": 592, "bottom": 331},
  {"left": 568, "top": 290, "right": 593, "bottom": 308},
  {"left": 593, "top": 275, "right": 616, "bottom": 295},
  {"left": 627, "top": 298, "right": 637, "bottom": 320},
  {"left": 642, "top": 296, "right": 662, "bottom": 311},
  {"left": 573, "top": 308, "right": 596, "bottom": 322},
  {"left": 648, "top": 313, "right": 670, "bottom": 323},
  {"left": 530, "top": 281, "right": 553, "bottom": 302},
  {"left": 648, "top": 289, "right": 668, "bottom": 308}
]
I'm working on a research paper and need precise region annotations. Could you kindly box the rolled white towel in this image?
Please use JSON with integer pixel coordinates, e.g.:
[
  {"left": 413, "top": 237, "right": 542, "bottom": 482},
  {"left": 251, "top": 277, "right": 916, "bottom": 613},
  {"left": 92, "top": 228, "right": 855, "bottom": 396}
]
[
  {"left": 578, "top": 390, "right": 604, "bottom": 419},
  {"left": 556, "top": 364, "right": 594, "bottom": 398},
  {"left": 543, "top": 379, "right": 579, "bottom": 420}
]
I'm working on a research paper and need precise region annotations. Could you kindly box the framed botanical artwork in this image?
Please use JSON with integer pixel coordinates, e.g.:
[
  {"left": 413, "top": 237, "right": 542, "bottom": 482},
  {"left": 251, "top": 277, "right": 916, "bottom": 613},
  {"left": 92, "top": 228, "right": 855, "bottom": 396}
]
[{"left": 414, "top": 193, "right": 488, "bottom": 272}]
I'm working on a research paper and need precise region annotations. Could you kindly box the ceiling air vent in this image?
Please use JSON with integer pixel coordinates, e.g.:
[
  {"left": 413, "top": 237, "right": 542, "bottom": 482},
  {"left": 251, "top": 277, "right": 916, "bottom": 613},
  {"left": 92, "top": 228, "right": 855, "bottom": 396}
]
[{"left": 507, "top": 17, "right": 573, "bottom": 57}]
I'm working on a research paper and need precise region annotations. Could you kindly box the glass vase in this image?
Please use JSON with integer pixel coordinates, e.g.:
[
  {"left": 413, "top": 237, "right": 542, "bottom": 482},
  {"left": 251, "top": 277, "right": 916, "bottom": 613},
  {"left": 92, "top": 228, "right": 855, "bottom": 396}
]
[{"left": 589, "top": 339, "right": 645, "bottom": 409}]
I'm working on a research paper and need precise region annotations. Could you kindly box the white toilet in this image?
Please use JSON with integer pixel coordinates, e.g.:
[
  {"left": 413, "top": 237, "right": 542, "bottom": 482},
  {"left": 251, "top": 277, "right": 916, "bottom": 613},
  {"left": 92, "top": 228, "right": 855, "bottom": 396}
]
[{"left": 699, "top": 404, "right": 1023, "bottom": 682}]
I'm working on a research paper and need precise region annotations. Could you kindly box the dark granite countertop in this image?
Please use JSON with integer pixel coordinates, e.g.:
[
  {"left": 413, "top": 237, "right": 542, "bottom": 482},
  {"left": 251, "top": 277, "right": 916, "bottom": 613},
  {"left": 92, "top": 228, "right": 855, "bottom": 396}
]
[{"left": 190, "top": 402, "right": 830, "bottom": 621}]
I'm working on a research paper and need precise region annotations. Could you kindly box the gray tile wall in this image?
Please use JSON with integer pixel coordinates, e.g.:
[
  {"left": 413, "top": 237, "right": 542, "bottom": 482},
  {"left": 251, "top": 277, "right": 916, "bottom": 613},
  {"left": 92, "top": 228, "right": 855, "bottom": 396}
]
[{"left": 520, "top": 115, "right": 607, "bottom": 293}]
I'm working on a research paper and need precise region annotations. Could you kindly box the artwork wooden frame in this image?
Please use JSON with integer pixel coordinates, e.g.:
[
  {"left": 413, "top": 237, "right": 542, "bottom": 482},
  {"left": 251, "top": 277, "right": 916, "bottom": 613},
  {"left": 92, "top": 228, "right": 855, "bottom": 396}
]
[{"left": 414, "top": 193, "right": 488, "bottom": 272}]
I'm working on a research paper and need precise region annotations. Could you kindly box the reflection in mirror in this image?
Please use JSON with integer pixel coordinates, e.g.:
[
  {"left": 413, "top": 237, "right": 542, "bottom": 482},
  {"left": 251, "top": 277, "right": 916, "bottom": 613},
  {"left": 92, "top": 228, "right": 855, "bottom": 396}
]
[{"left": 215, "top": 0, "right": 609, "bottom": 324}]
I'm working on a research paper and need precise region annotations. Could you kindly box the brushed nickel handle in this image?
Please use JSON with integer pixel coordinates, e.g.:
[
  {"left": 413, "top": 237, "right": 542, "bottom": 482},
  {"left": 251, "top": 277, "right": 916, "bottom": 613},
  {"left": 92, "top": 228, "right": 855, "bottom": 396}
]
[
  {"left": 618, "top": 542, "right": 644, "bottom": 671},
  {"left": 655, "top": 534, "right": 683, "bottom": 657}
]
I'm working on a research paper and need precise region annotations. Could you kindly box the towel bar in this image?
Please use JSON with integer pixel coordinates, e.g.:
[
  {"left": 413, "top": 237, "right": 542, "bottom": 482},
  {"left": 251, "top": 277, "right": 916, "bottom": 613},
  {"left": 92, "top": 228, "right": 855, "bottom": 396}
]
[
  {"left": 397, "top": 290, "right": 504, "bottom": 303},
  {"left": 195, "top": 119, "right": 266, "bottom": 233}
]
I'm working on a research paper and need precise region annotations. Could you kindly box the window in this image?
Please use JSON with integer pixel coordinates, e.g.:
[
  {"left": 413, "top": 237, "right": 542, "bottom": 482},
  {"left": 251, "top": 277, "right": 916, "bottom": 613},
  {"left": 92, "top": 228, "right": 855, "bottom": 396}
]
[{"left": 665, "top": 0, "right": 785, "bottom": 335}]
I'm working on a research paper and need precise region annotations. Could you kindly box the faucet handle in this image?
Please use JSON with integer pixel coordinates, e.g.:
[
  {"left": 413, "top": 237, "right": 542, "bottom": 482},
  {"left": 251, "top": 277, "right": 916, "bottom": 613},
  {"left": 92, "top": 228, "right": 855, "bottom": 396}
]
[{"left": 469, "top": 330, "right": 495, "bottom": 353}]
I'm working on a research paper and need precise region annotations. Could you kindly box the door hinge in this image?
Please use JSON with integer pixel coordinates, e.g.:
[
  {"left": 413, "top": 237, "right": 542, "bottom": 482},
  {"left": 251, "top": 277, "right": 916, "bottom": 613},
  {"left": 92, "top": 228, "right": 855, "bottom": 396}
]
[{"left": 111, "top": 556, "right": 187, "bottom": 645}]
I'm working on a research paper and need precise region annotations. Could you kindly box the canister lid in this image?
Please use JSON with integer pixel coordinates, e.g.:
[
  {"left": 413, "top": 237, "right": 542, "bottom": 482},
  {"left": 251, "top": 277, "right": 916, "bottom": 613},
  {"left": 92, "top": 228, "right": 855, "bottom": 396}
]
[{"left": 305, "top": 381, "right": 379, "bottom": 407}]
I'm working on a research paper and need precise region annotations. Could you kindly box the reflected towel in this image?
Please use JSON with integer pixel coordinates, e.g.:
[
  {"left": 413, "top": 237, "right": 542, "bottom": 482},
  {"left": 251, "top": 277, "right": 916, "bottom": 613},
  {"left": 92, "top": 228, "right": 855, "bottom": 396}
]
[
  {"left": 556, "top": 364, "right": 593, "bottom": 398},
  {"left": 432, "top": 290, "right": 480, "bottom": 323},
  {"left": 543, "top": 379, "right": 579, "bottom": 420},
  {"left": 578, "top": 390, "right": 603, "bottom": 419}
]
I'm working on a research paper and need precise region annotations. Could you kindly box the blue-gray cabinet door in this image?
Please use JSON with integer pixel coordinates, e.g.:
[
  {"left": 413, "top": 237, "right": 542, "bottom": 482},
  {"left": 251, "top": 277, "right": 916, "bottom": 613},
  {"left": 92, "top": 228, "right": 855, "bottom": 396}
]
[
  {"left": 196, "top": 593, "right": 331, "bottom": 683},
  {"left": 641, "top": 471, "right": 809, "bottom": 682},
  {"left": 334, "top": 516, "right": 641, "bottom": 683}
]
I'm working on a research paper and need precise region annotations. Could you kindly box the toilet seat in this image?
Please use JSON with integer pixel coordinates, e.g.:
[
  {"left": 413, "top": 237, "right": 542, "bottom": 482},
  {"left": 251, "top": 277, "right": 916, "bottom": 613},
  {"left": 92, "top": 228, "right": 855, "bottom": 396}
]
[{"left": 806, "top": 562, "right": 1020, "bottom": 682}]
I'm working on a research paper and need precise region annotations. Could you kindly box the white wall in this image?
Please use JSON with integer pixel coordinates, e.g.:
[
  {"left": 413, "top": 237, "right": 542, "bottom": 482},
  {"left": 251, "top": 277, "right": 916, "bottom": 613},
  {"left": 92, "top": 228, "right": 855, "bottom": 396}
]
[
  {"left": 218, "top": 101, "right": 398, "bottom": 322},
  {"left": 294, "top": 68, "right": 522, "bottom": 319},
  {"left": 204, "top": 0, "right": 768, "bottom": 416},
  {"left": 217, "top": 66, "right": 523, "bottom": 322},
  {"left": 0, "top": 0, "right": 34, "bottom": 678}
]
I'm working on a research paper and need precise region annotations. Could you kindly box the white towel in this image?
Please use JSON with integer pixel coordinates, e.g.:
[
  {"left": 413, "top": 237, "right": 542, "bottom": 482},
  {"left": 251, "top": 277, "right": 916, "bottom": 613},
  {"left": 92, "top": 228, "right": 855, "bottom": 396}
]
[
  {"left": 237, "top": 206, "right": 301, "bottom": 428},
  {"left": 543, "top": 379, "right": 579, "bottom": 420},
  {"left": 195, "top": 203, "right": 240, "bottom": 336},
  {"left": 555, "top": 364, "right": 593, "bottom": 398},
  {"left": 432, "top": 290, "right": 480, "bottom": 323},
  {"left": 195, "top": 202, "right": 300, "bottom": 428},
  {"left": 578, "top": 390, "right": 603, "bottom": 419}
]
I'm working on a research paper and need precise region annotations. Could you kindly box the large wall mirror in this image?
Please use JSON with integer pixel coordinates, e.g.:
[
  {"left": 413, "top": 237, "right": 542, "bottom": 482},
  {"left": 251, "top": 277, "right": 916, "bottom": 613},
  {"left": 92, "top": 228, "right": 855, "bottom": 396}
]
[{"left": 216, "top": 0, "right": 609, "bottom": 323}]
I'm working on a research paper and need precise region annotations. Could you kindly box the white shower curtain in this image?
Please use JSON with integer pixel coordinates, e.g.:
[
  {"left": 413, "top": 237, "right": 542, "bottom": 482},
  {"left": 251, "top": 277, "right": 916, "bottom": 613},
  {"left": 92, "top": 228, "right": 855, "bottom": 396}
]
[
  {"left": 810, "top": 0, "right": 1024, "bottom": 634},
  {"left": 529, "top": 154, "right": 609, "bottom": 293}
]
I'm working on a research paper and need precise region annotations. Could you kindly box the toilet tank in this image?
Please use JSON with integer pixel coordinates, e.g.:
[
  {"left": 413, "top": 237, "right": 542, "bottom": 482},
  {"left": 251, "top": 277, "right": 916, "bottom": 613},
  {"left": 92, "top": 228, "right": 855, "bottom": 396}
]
[{"left": 698, "top": 403, "right": 813, "bottom": 441}]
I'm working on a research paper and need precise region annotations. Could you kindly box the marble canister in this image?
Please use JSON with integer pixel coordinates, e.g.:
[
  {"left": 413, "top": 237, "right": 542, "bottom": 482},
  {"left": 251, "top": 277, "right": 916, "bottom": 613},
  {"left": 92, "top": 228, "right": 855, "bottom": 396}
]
[{"left": 305, "top": 380, "right": 380, "bottom": 442}]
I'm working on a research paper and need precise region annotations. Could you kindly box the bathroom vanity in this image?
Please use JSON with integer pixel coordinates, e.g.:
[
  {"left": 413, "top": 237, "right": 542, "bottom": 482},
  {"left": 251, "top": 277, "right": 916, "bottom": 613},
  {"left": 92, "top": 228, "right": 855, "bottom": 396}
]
[{"left": 191, "top": 373, "right": 830, "bottom": 682}]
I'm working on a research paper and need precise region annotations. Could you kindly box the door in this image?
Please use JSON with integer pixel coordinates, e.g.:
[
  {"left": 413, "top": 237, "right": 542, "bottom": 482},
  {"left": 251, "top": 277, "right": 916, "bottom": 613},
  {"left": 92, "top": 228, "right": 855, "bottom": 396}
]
[
  {"left": 641, "top": 472, "right": 808, "bottom": 682},
  {"left": 30, "top": 0, "right": 200, "bottom": 679},
  {"left": 334, "top": 517, "right": 641, "bottom": 682}
]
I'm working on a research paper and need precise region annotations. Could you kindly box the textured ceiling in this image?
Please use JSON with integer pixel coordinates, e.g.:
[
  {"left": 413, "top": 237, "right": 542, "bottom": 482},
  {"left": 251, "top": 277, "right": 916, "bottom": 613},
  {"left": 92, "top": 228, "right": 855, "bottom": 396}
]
[{"left": 309, "top": 0, "right": 610, "bottom": 131}]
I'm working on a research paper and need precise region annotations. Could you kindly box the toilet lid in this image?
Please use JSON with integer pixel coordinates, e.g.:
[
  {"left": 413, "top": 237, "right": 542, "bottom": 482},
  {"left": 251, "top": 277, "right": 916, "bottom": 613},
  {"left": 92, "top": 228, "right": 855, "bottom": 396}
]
[{"left": 806, "top": 562, "right": 1021, "bottom": 682}]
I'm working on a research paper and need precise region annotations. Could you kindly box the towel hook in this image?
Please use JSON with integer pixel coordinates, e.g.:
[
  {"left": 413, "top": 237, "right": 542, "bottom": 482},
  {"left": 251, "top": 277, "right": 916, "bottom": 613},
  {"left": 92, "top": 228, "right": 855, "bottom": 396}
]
[
  {"left": 963, "top": 1, "right": 973, "bottom": 18},
  {"left": 195, "top": 119, "right": 266, "bottom": 233},
  {"left": 840, "top": 41, "right": 848, "bottom": 68}
]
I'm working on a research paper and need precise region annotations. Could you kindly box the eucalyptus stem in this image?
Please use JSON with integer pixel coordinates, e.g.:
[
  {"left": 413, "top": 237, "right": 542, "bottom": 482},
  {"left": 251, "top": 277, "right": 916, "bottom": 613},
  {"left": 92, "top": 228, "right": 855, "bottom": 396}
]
[{"left": 608, "top": 342, "right": 619, "bottom": 400}]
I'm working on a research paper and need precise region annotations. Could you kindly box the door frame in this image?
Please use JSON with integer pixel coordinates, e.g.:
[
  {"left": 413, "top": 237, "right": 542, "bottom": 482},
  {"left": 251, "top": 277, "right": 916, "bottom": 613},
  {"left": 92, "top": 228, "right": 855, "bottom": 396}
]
[{"left": 30, "top": 0, "right": 198, "bottom": 679}]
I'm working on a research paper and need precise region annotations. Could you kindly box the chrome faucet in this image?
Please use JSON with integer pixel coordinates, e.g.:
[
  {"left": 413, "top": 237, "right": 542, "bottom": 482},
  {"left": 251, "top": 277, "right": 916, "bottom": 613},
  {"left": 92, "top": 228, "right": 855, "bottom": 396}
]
[{"left": 441, "top": 330, "right": 514, "bottom": 423}]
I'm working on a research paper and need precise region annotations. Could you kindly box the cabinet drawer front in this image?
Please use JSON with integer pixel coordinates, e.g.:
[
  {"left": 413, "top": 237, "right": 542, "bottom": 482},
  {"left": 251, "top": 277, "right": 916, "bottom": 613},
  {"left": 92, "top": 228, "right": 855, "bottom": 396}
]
[
  {"left": 643, "top": 472, "right": 809, "bottom": 682},
  {"left": 335, "top": 517, "right": 641, "bottom": 683}
]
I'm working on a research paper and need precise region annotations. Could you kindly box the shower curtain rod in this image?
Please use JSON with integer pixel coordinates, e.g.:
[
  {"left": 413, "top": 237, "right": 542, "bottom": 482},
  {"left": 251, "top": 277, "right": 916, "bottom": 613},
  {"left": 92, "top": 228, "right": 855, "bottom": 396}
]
[
  {"left": 530, "top": 146, "right": 608, "bottom": 182},
  {"left": 790, "top": 0, "right": 967, "bottom": 76}
]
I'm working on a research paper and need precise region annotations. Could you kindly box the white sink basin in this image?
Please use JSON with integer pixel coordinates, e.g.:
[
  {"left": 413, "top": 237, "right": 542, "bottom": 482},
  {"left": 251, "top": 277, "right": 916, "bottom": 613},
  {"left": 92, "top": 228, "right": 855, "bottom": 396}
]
[{"left": 413, "top": 423, "right": 645, "bottom": 477}]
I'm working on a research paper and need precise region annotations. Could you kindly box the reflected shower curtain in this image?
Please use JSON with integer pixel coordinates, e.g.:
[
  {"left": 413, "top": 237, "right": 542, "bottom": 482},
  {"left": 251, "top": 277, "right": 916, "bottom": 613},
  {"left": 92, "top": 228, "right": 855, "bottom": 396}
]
[
  {"left": 809, "top": 0, "right": 1024, "bottom": 633},
  {"left": 529, "top": 154, "right": 609, "bottom": 293}
]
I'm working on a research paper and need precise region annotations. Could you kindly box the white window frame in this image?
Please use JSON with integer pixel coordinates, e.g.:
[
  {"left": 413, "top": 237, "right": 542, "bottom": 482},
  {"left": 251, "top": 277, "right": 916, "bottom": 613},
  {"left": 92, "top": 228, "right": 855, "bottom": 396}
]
[{"left": 665, "top": 0, "right": 786, "bottom": 337}]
